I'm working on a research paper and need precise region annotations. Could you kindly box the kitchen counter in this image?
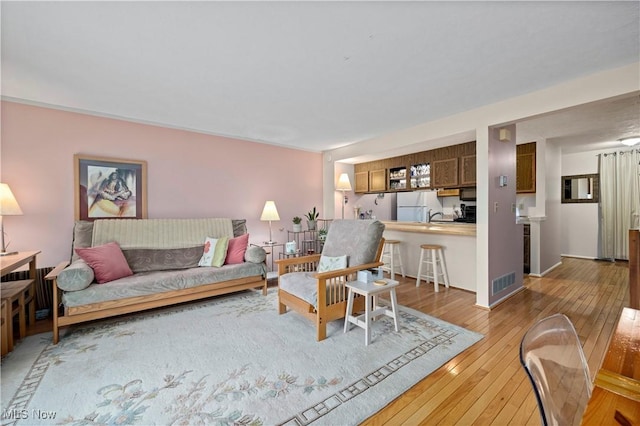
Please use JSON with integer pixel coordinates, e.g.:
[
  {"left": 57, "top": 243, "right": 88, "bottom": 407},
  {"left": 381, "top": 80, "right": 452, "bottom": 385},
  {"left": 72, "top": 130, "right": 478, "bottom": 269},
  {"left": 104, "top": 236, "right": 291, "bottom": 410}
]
[
  {"left": 382, "top": 221, "right": 476, "bottom": 236},
  {"left": 382, "top": 221, "right": 476, "bottom": 292}
]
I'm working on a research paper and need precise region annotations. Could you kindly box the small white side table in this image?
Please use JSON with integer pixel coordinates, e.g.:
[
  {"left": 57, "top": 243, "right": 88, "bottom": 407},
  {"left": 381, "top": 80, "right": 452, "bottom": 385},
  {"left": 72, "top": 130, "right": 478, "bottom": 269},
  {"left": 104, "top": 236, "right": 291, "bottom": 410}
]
[{"left": 344, "top": 279, "right": 400, "bottom": 345}]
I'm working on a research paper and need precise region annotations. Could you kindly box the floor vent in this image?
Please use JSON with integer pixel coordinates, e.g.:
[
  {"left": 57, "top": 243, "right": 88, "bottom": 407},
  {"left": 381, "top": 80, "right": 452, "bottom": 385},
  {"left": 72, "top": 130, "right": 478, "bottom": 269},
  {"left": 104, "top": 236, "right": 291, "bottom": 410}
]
[{"left": 492, "top": 271, "right": 516, "bottom": 295}]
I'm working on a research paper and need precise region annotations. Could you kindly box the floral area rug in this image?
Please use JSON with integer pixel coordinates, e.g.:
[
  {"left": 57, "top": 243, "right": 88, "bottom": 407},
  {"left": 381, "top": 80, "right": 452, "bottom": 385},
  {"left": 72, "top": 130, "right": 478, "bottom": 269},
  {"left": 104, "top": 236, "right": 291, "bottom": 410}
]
[{"left": 1, "top": 288, "right": 482, "bottom": 425}]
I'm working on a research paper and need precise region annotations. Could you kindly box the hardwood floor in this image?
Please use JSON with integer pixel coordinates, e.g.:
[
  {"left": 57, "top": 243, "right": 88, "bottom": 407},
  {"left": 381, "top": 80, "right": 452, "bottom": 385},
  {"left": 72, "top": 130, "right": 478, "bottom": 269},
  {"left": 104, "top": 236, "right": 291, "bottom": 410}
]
[
  {"left": 22, "top": 257, "right": 628, "bottom": 424},
  {"left": 363, "top": 257, "right": 629, "bottom": 425}
]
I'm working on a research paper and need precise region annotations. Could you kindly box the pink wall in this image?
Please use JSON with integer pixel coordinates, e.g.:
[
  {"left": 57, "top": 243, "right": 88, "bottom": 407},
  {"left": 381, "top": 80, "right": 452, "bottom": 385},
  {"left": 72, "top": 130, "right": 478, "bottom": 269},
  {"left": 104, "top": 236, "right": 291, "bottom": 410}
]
[{"left": 1, "top": 101, "right": 323, "bottom": 268}]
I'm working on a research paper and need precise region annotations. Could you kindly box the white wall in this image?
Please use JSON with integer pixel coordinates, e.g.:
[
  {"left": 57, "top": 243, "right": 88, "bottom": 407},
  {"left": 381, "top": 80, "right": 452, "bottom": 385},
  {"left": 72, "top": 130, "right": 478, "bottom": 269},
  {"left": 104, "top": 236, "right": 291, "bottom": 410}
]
[
  {"left": 540, "top": 142, "right": 562, "bottom": 274},
  {"left": 560, "top": 150, "right": 601, "bottom": 258},
  {"left": 351, "top": 192, "right": 396, "bottom": 221}
]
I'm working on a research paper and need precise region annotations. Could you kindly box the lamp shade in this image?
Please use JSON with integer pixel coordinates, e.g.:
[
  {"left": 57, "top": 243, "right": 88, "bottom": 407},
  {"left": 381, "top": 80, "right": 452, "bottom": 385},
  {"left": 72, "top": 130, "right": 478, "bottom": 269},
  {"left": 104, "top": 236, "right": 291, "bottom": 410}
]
[
  {"left": 336, "top": 173, "right": 352, "bottom": 191},
  {"left": 260, "top": 201, "right": 280, "bottom": 221},
  {"left": 0, "top": 183, "right": 23, "bottom": 216}
]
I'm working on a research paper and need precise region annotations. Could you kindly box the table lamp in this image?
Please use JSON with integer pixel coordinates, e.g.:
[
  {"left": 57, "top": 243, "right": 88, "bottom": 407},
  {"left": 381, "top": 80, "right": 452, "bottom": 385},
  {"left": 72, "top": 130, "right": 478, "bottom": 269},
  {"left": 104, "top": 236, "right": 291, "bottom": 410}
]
[
  {"left": 260, "top": 200, "right": 280, "bottom": 244},
  {"left": 0, "top": 183, "right": 23, "bottom": 256},
  {"left": 336, "top": 173, "right": 352, "bottom": 219}
]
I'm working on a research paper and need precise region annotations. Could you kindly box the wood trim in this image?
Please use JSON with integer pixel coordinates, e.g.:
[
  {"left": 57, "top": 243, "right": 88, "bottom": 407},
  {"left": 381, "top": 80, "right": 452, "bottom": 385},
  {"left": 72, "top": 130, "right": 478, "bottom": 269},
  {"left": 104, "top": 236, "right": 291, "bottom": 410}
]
[
  {"left": 52, "top": 275, "right": 266, "bottom": 343},
  {"left": 630, "top": 230, "right": 639, "bottom": 309},
  {"left": 595, "top": 369, "right": 640, "bottom": 402}
]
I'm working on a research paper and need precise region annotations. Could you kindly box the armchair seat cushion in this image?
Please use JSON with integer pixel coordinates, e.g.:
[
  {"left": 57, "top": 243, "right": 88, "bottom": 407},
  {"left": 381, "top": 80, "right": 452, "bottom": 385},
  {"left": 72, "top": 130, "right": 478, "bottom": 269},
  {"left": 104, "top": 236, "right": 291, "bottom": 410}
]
[
  {"left": 279, "top": 272, "right": 319, "bottom": 308},
  {"left": 279, "top": 272, "right": 346, "bottom": 309}
]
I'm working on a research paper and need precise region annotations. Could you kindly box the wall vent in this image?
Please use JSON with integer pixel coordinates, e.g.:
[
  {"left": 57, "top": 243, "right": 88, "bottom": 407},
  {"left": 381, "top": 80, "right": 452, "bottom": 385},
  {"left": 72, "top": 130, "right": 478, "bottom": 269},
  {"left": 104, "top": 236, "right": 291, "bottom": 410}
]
[{"left": 492, "top": 271, "right": 516, "bottom": 295}]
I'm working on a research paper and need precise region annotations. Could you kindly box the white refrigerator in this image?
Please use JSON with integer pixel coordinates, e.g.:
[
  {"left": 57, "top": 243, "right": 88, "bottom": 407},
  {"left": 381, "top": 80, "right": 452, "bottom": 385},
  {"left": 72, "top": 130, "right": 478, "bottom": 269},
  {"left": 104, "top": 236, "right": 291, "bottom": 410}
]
[{"left": 396, "top": 191, "right": 441, "bottom": 222}]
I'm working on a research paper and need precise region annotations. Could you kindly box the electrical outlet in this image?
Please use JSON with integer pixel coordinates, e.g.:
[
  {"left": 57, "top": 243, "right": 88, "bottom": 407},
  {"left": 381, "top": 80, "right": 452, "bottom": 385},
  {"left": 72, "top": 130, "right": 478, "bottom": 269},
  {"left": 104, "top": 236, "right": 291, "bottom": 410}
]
[
  {"left": 494, "top": 202, "right": 498, "bottom": 212},
  {"left": 511, "top": 203, "right": 516, "bottom": 213}
]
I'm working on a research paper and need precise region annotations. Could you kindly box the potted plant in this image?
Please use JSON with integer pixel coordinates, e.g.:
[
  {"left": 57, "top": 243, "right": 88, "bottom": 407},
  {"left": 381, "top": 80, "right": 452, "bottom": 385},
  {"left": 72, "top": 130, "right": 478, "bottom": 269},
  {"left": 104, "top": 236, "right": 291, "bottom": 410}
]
[
  {"left": 306, "top": 207, "right": 319, "bottom": 231},
  {"left": 318, "top": 228, "right": 328, "bottom": 241},
  {"left": 292, "top": 216, "right": 302, "bottom": 233}
]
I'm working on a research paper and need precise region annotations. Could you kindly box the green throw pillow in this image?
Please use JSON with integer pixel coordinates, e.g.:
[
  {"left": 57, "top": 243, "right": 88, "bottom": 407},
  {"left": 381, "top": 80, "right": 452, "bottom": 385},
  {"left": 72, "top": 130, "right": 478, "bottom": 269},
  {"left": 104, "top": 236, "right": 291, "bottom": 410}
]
[{"left": 198, "top": 236, "right": 230, "bottom": 267}]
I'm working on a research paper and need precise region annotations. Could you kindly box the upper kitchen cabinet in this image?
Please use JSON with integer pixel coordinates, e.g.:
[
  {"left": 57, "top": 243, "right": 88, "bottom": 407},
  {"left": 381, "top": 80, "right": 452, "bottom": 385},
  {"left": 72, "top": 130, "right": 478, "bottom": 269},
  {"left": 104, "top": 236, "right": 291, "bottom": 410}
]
[
  {"left": 369, "top": 169, "right": 387, "bottom": 192},
  {"left": 352, "top": 140, "right": 475, "bottom": 192},
  {"left": 354, "top": 171, "right": 369, "bottom": 193},
  {"left": 432, "top": 158, "right": 459, "bottom": 188},
  {"left": 460, "top": 155, "right": 476, "bottom": 187},
  {"left": 389, "top": 166, "right": 407, "bottom": 190},
  {"left": 410, "top": 163, "right": 430, "bottom": 189},
  {"left": 517, "top": 142, "right": 536, "bottom": 193}
]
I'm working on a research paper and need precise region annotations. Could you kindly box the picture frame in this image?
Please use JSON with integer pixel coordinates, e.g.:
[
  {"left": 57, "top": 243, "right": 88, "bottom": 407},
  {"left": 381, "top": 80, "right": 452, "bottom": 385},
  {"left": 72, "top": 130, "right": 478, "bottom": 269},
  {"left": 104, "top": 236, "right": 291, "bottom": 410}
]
[{"left": 74, "top": 154, "right": 147, "bottom": 220}]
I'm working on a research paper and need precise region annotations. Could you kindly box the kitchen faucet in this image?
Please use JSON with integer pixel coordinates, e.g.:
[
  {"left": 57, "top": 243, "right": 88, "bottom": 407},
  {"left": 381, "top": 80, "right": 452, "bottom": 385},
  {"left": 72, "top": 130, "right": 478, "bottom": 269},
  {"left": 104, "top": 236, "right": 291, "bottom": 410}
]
[{"left": 428, "top": 209, "right": 443, "bottom": 222}]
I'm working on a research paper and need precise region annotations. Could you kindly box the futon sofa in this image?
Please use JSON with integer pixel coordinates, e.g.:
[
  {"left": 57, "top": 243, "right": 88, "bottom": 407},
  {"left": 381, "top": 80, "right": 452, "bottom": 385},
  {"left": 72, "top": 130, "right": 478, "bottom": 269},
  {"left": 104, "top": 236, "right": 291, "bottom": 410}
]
[{"left": 46, "top": 218, "right": 267, "bottom": 343}]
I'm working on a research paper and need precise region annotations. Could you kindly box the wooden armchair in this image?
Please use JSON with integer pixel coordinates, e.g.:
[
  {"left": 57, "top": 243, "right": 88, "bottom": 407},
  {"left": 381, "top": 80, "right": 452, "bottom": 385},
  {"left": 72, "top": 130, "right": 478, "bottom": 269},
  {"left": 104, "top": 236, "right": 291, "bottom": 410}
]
[{"left": 275, "top": 220, "right": 385, "bottom": 341}]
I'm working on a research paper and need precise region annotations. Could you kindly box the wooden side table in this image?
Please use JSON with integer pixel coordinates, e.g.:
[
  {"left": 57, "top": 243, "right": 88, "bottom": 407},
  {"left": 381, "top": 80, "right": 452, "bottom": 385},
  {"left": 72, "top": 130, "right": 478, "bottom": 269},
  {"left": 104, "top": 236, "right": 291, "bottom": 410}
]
[
  {"left": 1, "top": 250, "right": 40, "bottom": 278},
  {"left": 1, "top": 251, "right": 40, "bottom": 353},
  {"left": 1, "top": 299, "right": 9, "bottom": 355},
  {"left": 344, "top": 279, "right": 400, "bottom": 345},
  {"left": 1, "top": 279, "right": 36, "bottom": 348}
]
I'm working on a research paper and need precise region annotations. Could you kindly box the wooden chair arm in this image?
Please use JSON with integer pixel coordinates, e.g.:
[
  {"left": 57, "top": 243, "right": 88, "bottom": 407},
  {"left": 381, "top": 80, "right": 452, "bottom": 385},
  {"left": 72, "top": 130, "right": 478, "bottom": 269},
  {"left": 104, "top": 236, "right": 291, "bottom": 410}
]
[
  {"left": 313, "top": 261, "right": 384, "bottom": 280},
  {"left": 274, "top": 253, "right": 321, "bottom": 267},
  {"left": 44, "top": 261, "right": 70, "bottom": 281}
]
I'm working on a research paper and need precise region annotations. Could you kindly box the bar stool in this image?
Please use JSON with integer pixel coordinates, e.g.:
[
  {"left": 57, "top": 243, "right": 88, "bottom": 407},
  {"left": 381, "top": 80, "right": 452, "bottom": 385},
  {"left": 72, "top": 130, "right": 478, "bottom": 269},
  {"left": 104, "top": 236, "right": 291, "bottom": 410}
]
[
  {"left": 416, "top": 244, "right": 450, "bottom": 292},
  {"left": 380, "top": 240, "right": 405, "bottom": 280}
]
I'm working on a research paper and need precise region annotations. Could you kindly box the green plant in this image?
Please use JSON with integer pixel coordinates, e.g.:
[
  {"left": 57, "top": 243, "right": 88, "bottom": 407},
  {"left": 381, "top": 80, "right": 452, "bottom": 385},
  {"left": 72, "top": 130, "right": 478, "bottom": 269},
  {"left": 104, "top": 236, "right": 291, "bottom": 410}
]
[
  {"left": 306, "top": 207, "right": 319, "bottom": 221},
  {"left": 292, "top": 216, "right": 302, "bottom": 224},
  {"left": 318, "top": 228, "right": 328, "bottom": 237}
]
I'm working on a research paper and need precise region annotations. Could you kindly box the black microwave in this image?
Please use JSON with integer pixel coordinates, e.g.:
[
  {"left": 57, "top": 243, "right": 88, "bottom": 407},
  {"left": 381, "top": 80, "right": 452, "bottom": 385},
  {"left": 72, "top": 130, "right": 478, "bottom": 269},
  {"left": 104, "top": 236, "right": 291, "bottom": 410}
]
[{"left": 460, "top": 188, "right": 476, "bottom": 201}]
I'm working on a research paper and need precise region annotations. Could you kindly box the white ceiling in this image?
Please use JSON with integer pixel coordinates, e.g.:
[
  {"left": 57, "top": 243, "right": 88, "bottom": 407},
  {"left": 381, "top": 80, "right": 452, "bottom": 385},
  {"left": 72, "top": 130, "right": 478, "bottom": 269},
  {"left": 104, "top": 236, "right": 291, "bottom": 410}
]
[{"left": 2, "top": 1, "right": 639, "bottom": 154}]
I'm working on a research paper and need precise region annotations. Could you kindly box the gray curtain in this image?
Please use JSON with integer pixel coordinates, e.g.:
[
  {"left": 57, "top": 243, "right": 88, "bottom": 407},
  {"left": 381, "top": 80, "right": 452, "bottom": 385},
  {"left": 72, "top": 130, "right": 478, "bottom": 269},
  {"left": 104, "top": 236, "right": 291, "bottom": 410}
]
[{"left": 599, "top": 149, "right": 640, "bottom": 260}]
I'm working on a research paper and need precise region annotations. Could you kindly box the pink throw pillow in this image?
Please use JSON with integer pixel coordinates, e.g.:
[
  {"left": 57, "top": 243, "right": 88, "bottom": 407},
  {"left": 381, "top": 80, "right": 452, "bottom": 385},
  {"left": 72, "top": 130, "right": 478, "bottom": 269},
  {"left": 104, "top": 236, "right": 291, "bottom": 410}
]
[
  {"left": 75, "top": 242, "right": 133, "bottom": 284},
  {"left": 225, "top": 233, "right": 249, "bottom": 265}
]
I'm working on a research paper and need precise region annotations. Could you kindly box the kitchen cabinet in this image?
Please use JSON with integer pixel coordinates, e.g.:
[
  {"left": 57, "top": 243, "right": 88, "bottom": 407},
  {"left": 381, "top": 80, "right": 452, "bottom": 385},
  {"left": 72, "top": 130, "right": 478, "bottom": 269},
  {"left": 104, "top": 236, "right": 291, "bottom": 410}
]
[
  {"left": 369, "top": 169, "right": 387, "bottom": 192},
  {"left": 410, "top": 163, "right": 430, "bottom": 189},
  {"left": 389, "top": 167, "right": 407, "bottom": 190},
  {"left": 353, "top": 140, "right": 475, "bottom": 192},
  {"left": 460, "top": 155, "right": 476, "bottom": 186},
  {"left": 355, "top": 171, "right": 369, "bottom": 193},
  {"left": 432, "top": 158, "right": 459, "bottom": 188},
  {"left": 517, "top": 143, "right": 536, "bottom": 193}
]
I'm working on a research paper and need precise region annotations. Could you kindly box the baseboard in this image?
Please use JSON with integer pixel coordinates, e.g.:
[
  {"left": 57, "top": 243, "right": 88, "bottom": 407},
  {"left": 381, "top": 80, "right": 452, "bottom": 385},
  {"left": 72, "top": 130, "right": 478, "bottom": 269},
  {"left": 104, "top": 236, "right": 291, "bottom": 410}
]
[
  {"left": 530, "top": 261, "right": 563, "bottom": 278},
  {"left": 560, "top": 254, "right": 597, "bottom": 260}
]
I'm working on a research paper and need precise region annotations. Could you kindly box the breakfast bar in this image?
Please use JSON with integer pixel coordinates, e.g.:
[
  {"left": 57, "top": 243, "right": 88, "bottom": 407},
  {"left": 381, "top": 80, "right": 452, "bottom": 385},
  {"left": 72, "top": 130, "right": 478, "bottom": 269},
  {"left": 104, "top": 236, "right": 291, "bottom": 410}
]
[{"left": 382, "top": 221, "right": 477, "bottom": 292}]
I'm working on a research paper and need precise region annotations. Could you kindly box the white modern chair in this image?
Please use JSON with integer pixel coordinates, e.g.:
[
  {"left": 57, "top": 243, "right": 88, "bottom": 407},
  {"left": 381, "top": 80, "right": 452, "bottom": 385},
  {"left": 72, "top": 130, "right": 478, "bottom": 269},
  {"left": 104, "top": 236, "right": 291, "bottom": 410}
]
[{"left": 520, "top": 313, "right": 592, "bottom": 426}]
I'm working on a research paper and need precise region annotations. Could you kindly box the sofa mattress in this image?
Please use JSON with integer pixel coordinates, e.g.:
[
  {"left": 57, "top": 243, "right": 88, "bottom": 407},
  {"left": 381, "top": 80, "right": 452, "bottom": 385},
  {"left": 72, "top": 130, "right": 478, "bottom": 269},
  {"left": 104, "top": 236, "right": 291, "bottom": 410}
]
[
  {"left": 92, "top": 218, "right": 234, "bottom": 249},
  {"left": 62, "top": 262, "right": 265, "bottom": 308}
]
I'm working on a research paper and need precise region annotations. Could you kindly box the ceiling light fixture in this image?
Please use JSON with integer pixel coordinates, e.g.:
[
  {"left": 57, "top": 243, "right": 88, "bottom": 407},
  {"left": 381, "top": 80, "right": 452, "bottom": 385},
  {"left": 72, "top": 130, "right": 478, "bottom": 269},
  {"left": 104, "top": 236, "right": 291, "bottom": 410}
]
[{"left": 619, "top": 136, "right": 640, "bottom": 146}]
